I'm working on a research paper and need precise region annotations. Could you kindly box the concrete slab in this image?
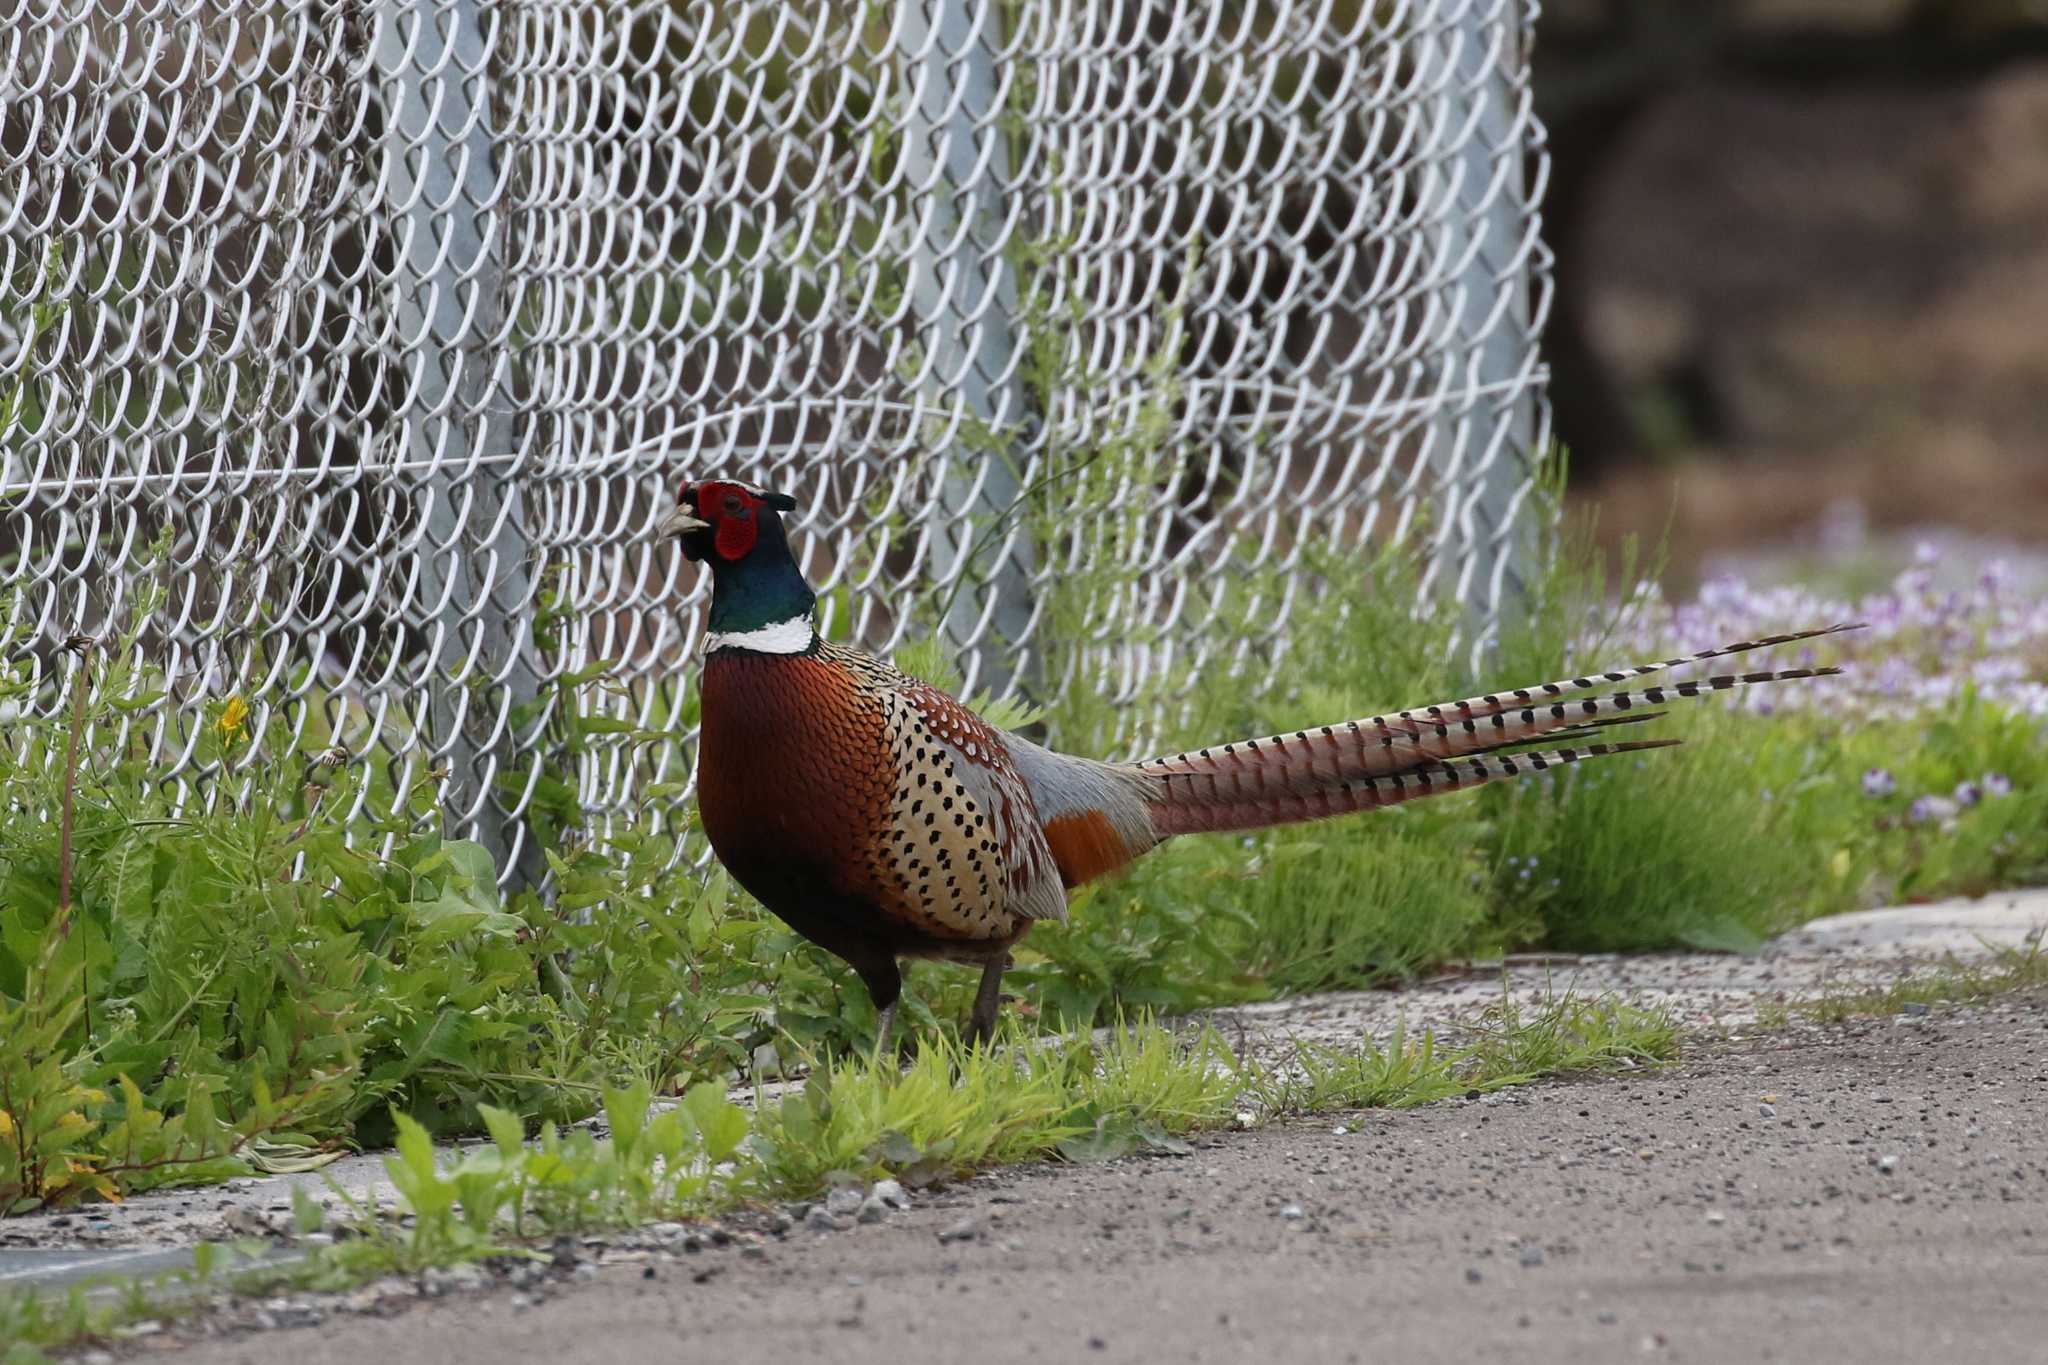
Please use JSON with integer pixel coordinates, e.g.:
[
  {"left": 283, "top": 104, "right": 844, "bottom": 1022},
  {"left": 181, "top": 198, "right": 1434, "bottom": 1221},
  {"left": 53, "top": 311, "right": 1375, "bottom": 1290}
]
[{"left": 0, "top": 1246, "right": 204, "bottom": 1290}]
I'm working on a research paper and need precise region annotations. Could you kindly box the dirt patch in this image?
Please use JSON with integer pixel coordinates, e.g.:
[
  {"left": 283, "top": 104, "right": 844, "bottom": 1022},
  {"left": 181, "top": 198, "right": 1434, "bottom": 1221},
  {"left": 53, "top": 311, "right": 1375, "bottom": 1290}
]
[{"left": 167, "top": 991, "right": 2048, "bottom": 1365}]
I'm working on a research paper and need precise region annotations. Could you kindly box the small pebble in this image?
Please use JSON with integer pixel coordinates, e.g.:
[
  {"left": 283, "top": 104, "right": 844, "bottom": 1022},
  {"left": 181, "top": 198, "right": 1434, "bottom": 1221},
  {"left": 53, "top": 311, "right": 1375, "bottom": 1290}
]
[
  {"left": 1518, "top": 1245, "right": 1545, "bottom": 1267},
  {"left": 1466, "top": 1268, "right": 1484, "bottom": 1283},
  {"left": 872, "top": 1179, "right": 912, "bottom": 1210},
  {"left": 1758, "top": 1103, "right": 1776, "bottom": 1119},
  {"left": 1279, "top": 1204, "right": 1305, "bottom": 1220},
  {"left": 1877, "top": 1154, "right": 1898, "bottom": 1174},
  {"left": 806, "top": 1207, "right": 842, "bottom": 1233},
  {"left": 825, "top": 1186, "right": 865, "bottom": 1218},
  {"left": 938, "top": 1217, "right": 981, "bottom": 1243}
]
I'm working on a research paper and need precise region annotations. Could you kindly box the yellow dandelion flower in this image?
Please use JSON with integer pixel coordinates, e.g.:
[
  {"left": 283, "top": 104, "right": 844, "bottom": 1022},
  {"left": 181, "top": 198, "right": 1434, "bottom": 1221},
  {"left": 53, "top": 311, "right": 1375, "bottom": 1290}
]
[{"left": 217, "top": 694, "right": 250, "bottom": 744}]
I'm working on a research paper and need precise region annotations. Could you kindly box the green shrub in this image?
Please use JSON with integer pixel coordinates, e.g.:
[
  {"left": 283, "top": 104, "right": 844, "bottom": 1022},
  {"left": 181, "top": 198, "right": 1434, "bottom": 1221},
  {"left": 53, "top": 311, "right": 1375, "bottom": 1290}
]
[{"left": 0, "top": 585, "right": 841, "bottom": 1207}]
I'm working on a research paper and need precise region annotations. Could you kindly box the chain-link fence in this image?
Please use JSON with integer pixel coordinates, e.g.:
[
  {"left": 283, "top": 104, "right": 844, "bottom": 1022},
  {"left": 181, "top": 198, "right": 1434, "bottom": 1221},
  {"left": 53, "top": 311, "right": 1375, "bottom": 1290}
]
[{"left": 1, "top": 0, "right": 1551, "bottom": 881}]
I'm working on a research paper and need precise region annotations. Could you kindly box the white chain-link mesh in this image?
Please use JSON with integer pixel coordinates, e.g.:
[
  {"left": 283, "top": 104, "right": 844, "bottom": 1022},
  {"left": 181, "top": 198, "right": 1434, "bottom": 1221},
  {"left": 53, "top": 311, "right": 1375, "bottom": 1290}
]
[{"left": 0, "top": 0, "right": 1551, "bottom": 880}]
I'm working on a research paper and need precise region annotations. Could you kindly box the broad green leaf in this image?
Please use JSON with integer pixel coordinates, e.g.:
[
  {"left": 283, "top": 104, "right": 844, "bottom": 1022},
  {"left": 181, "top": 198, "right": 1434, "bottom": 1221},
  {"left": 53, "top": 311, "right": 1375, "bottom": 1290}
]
[
  {"left": 480, "top": 1104, "right": 526, "bottom": 1158},
  {"left": 684, "top": 1082, "right": 749, "bottom": 1163}
]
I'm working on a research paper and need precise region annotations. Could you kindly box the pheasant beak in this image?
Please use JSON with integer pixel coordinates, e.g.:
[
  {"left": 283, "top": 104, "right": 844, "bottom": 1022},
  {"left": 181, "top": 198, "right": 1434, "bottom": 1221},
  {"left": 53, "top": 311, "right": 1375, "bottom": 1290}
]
[{"left": 660, "top": 501, "right": 709, "bottom": 538}]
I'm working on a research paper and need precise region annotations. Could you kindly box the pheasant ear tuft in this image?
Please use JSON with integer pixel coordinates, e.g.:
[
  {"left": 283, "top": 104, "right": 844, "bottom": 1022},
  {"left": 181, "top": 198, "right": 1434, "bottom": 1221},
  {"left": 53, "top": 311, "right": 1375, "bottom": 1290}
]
[{"left": 762, "top": 491, "right": 797, "bottom": 513}]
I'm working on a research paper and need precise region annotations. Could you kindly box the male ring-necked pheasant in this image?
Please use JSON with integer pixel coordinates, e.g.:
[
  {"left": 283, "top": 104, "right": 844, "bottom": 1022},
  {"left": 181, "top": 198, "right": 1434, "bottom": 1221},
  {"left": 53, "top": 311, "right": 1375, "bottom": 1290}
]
[{"left": 665, "top": 478, "right": 1855, "bottom": 1045}]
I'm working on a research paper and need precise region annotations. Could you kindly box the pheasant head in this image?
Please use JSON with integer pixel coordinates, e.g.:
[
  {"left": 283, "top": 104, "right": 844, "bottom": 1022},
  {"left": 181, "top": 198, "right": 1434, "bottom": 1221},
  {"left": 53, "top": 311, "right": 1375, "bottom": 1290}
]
[
  {"left": 661, "top": 478, "right": 799, "bottom": 563},
  {"left": 662, "top": 479, "right": 816, "bottom": 653}
]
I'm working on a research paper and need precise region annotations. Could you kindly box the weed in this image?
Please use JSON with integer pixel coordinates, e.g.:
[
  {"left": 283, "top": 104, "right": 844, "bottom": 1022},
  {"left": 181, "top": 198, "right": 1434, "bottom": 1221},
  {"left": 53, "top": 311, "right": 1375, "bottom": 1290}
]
[
  {"left": 1241, "top": 990, "right": 1678, "bottom": 1117},
  {"left": 1791, "top": 937, "right": 2048, "bottom": 1024}
]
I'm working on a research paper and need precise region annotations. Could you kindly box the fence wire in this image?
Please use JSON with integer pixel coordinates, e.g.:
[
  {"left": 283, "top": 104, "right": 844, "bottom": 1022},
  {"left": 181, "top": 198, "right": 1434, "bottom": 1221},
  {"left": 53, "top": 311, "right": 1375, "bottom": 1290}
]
[{"left": 0, "top": 0, "right": 1552, "bottom": 880}]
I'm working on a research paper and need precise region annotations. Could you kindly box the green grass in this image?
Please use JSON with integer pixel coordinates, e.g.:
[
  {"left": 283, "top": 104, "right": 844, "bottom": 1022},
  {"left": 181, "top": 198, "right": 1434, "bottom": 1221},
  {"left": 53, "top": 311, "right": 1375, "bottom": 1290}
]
[
  {"left": 1241, "top": 989, "right": 1677, "bottom": 1116},
  {"left": 7, "top": 535, "right": 2047, "bottom": 1218},
  {"left": 1482, "top": 706, "right": 1831, "bottom": 953},
  {"left": 0, "top": 582, "right": 836, "bottom": 1215},
  {"left": 2, "top": 462, "right": 2045, "bottom": 1221},
  {"left": 0, "top": 990, "right": 1675, "bottom": 1360},
  {"left": 1761, "top": 937, "right": 2048, "bottom": 1027}
]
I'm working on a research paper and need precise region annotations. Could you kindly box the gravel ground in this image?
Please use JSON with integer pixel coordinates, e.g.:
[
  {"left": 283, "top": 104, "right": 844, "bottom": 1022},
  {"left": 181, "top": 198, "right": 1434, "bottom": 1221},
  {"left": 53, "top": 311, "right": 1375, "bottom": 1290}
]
[{"left": 158, "top": 988, "right": 2048, "bottom": 1365}]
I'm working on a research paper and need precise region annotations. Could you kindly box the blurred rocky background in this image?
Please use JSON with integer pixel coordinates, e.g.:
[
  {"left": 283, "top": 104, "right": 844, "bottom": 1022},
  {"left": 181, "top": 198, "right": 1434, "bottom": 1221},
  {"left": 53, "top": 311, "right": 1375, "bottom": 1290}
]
[{"left": 1538, "top": 0, "right": 2048, "bottom": 590}]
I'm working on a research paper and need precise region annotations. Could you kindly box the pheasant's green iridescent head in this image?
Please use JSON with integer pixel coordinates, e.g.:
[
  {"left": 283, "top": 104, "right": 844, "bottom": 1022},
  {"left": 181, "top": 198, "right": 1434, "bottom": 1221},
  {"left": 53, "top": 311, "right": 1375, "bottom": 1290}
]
[
  {"left": 662, "top": 478, "right": 799, "bottom": 564},
  {"left": 663, "top": 477, "right": 816, "bottom": 649}
]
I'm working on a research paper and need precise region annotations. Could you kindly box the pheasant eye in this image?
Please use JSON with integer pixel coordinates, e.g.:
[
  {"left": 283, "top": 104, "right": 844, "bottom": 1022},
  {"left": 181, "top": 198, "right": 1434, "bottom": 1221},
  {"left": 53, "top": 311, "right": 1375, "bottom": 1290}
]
[{"left": 722, "top": 494, "right": 745, "bottom": 515}]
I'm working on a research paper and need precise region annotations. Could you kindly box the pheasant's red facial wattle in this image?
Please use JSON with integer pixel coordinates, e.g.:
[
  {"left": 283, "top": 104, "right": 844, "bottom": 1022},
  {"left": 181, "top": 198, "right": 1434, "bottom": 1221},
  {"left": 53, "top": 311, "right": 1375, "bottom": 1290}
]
[
  {"left": 713, "top": 502, "right": 759, "bottom": 560},
  {"left": 680, "top": 480, "right": 760, "bottom": 561}
]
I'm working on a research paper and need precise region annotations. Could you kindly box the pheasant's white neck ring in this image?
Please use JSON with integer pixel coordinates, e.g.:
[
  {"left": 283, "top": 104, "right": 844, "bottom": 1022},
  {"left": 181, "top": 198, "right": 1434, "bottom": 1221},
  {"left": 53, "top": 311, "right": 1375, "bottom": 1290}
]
[{"left": 704, "top": 613, "right": 816, "bottom": 655}]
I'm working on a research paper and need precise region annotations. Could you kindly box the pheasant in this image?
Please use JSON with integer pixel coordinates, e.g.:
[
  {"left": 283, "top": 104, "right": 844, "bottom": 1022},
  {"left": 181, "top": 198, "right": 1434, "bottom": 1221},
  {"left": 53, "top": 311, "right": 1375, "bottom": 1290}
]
[{"left": 664, "top": 477, "right": 1855, "bottom": 1046}]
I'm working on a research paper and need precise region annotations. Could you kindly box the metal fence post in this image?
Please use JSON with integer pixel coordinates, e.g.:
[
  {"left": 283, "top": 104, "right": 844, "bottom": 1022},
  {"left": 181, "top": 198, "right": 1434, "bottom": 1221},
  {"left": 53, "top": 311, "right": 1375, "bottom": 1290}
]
[
  {"left": 897, "top": 0, "right": 1036, "bottom": 700},
  {"left": 1430, "top": 0, "right": 1547, "bottom": 661},
  {"left": 379, "top": 0, "right": 539, "bottom": 881}
]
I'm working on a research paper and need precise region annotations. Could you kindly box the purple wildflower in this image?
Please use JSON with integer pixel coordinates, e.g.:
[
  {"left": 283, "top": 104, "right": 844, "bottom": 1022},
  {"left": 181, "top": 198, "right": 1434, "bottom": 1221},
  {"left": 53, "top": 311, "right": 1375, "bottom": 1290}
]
[
  {"left": 1953, "top": 781, "right": 1983, "bottom": 808},
  {"left": 1906, "top": 795, "right": 1959, "bottom": 827},
  {"left": 1983, "top": 772, "right": 2013, "bottom": 799},
  {"left": 1861, "top": 768, "right": 1896, "bottom": 798}
]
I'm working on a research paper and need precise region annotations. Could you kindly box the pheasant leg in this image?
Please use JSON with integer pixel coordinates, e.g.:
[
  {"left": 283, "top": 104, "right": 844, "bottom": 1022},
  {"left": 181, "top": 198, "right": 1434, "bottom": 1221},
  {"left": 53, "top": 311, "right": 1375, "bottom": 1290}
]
[{"left": 966, "top": 957, "right": 1006, "bottom": 1046}]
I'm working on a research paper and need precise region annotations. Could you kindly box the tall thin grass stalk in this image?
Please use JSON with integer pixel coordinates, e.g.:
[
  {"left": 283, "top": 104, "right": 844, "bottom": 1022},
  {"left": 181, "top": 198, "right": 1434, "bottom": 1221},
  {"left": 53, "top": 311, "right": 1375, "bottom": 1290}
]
[{"left": 57, "top": 633, "right": 94, "bottom": 1029}]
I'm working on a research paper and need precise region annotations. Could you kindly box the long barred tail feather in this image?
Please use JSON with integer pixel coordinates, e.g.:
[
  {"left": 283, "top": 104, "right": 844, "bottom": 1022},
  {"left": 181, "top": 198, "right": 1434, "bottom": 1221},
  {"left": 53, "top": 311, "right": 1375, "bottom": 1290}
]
[
  {"left": 1399, "top": 622, "right": 1862, "bottom": 730},
  {"left": 1133, "top": 623, "right": 1862, "bottom": 839},
  {"left": 1454, "top": 708, "right": 1668, "bottom": 758},
  {"left": 1147, "top": 738, "right": 1685, "bottom": 838}
]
